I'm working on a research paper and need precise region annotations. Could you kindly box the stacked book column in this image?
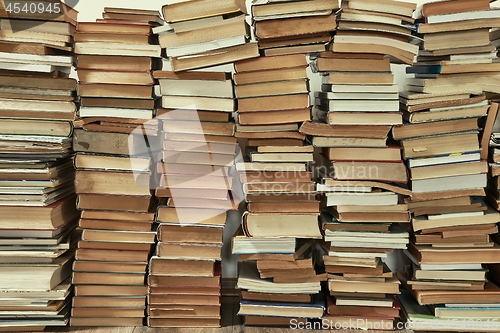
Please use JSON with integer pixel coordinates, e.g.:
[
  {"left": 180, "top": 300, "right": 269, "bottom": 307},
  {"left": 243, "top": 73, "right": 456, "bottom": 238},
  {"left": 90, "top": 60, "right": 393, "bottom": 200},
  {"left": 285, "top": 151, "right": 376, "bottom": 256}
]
[
  {"left": 0, "top": 2, "right": 78, "bottom": 330},
  {"left": 70, "top": 8, "right": 162, "bottom": 327}
]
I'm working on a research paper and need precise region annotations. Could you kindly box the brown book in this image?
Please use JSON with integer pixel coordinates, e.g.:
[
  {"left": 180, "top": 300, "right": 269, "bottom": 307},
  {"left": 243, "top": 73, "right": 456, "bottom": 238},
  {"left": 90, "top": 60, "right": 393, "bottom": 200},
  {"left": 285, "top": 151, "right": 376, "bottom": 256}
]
[
  {"left": 421, "top": 0, "right": 490, "bottom": 17},
  {"left": 408, "top": 243, "right": 500, "bottom": 264},
  {"left": 157, "top": 242, "right": 221, "bottom": 260},
  {"left": 148, "top": 263, "right": 220, "bottom": 288},
  {"left": 77, "top": 55, "right": 153, "bottom": 71},
  {"left": 163, "top": 120, "right": 235, "bottom": 136},
  {"left": 72, "top": 272, "right": 146, "bottom": 286},
  {"left": 77, "top": 69, "right": 154, "bottom": 85},
  {"left": 73, "top": 296, "right": 146, "bottom": 308},
  {"left": 77, "top": 240, "right": 152, "bottom": 252},
  {"left": 75, "top": 32, "right": 150, "bottom": 44},
  {"left": 80, "top": 210, "right": 154, "bottom": 222},
  {"left": 325, "top": 111, "right": 402, "bottom": 126},
  {"left": 236, "top": 130, "right": 306, "bottom": 141},
  {"left": 326, "top": 146, "right": 401, "bottom": 162},
  {"left": 159, "top": 17, "right": 248, "bottom": 48},
  {"left": 164, "top": 132, "right": 237, "bottom": 144},
  {"left": 153, "top": 71, "right": 229, "bottom": 81},
  {"left": 299, "top": 121, "right": 391, "bottom": 139},
  {"left": 71, "top": 307, "right": 145, "bottom": 318},
  {"left": 410, "top": 161, "right": 487, "bottom": 180},
  {"left": 78, "top": 219, "right": 151, "bottom": 231},
  {"left": 238, "top": 108, "right": 311, "bottom": 125},
  {"left": 481, "top": 102, "right": 499, "bottom": 160},
  {"left": 242, "top": 213, "right": 321, "bottom": 238},
  {"left": 171, "top": 43, "right": 259, "bottom": 72},
  {"left": 313, "top": 57, "right": 390, "bottom": 72},
  {"left": 149, "top": 286, "right": 220, "bottom": 296},
  {"left": 393, "top": 118, "right": 479, "bottom": 140},
  {"left": 329, "top": 160, "right": 407, "bottom": 183},
  {"left": 81, "top": 229, "right": 155, "bottom": 243},
  {"left": 157, "top": 207, "right": 227, "bottom": 226},
  {"left": 75, "top": 170, "right": 151, "bottom": 196},
  {"left": 417, "top": 18, "right": 500, "bottom": 34},
  {"left": 235, "top": 79, "right": 308, "bottom": 99},
  {"left": 76, "top": 22, "right": 151, "bottom": 34},
  {"left": 411, "top": 188, "right": 485, "bottom": 202},
  {"left": 149, "top": 258, "right": 215, "bottom": 276},
  {"left": 328, "top": 276, "right": 400, "bottom": 294},
  {"left": 158, "top": 109, "right": 230, "bottom": 122},
  {"left": 235, "top": 54, "right": 307, "bottom": 72},
  {"left": 247, "top": 138, "right": 305, "bottom": 146},
  {"left": 75, "top": 248, "right": 150, "bottom": 263},
  {"left": 234, "top": 66, "right": 308, "bottom": 85},
  {"left": 155, "top": 187, "right": 229, "bottom": 201},
  {"left": 424, "top": 29, "right": 490, "bottom": 51},
  {"left": 241, "top": 291, "right": 311, "bottom": 303},
  {"left": 255, "top": 14, "right": 336, "bottom": 39},
  {"left": 326, "top": 265, "right": 383, "bottom": 275},
  {"left": 80, "top": 97, "right": 154, "bottom": 109},
  {"left": 238, "top": 94, "right": 309, "bottom": 112},
  {"left": 71, "top": 317, "right": 143, "bottom": 326},
  {"left": 73, "top": 261, "right": 147, "bottom": 273},
  {"left": 74, "top": 285, "right": 147, "bottom": 297},
  {"left": 148, "top": 293, "right": 219, "bottom": 306},
  {"left": 322, "top": 71, "right": 394, "bottom": 85},
  {"left": 102, "top": 12, "right": 163, "bottom": 25},
  {"left": 401, "top": 132, "right": 479, "bottom": 159},
  {"left": 73, "top": 129, "right": 150, "bottom": 155},
  {"left": 78, "top": 83, "right": 153, "bottom": 99},
  {"left": 148, "top": 305, "right": 220, "bottom": 318},
  {"left": 161, "top": 0, "right": 240, "bottom": 23},
  {"left": 157, "top": 224, "right": 223, "bottom": 245},
  {"left": 413, "top": 283, "right": 500, "bottom": 306},
  {"left": 149, "top": 317, "right": 220, "bottom": 328},
  {"left": 323, "top": 223, "right": 389, "bottom": 233}
]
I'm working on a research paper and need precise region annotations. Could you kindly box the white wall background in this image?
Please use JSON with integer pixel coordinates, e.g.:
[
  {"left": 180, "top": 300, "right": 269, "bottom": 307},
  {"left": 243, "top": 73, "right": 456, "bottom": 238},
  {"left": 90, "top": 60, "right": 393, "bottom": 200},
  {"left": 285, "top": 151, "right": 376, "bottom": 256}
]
[{"left": 69, "top": 0, "right": 498, "bottom": 277}]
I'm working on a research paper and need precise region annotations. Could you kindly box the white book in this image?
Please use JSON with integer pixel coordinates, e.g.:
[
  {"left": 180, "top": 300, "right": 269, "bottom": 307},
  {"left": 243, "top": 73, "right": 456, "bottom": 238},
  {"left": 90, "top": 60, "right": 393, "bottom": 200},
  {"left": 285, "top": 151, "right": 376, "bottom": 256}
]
[
  {"left": 411, "top": 173, "right": 487, "bottom": 194},
  {"left": 316, "top": 91, "right": 399, "bottom": 100},
  {"left": 166, "top": 35, "right": 247, "bottom": 57},
  {"left": 0, "top": 62, "right": 67, "bottom": 73},
  {"left": 159, "top": 78, "right": 233, "bottom": 98},
  {"left": 327, "top": 241, "right": 407, "bottom": 249},
  {"left": 316, "top": 184, "right": 372, "bottom": 193},
  {"left": 0, "top": 52, "right": 72, "bottom": 66},
  {"left": 427, "top": 9, "right": 500, "bottom": 24},
  {"left": 408, "top": 152, "right": 480, "bottom": 168},
  {"left": 328, "top": 251, "right": 388, "bottom": 259},
  {"left": 427, "top": 211, "right": 485, "bottom": 220},
  {"left": 75, "top": 43, "right": 161, "bottom": 57},
  {"left": 79, "top": 107, "right": 153, "bottom": 120},
  {"left": 323, "top": 84, "right": 399, "bottom": 93},
  {"left": 326, "top": 192, "right": 398, "bottom": 206}
]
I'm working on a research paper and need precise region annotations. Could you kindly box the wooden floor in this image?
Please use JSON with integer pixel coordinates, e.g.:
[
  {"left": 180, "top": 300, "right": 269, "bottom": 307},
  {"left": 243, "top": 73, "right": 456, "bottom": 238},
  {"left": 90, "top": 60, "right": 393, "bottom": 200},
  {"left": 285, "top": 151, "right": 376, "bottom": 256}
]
[{"left": 33, "top": 297, "right": 414, "bottom": 333}]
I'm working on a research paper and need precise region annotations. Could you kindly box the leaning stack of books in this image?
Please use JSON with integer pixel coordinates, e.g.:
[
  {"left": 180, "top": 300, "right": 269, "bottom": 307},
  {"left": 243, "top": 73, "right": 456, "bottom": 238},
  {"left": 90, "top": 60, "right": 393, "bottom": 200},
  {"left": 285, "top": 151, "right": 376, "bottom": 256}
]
[
  {"left": 232, "top": 54, "right": 325, "bottom": 326},
  {"left": 251, "top": 0, "right": 338, "bottom": 56},
  {"left": 331, "top": 0, "right": 419, "bottom": 65},
  {"left": 306, "top": 51, "right": 410, "bottom": 330},
  {"left": 395, "top": 1, "right": 500, "bottom": 331},
  {"left": 158, "top": 0, "right": 259, "bottom": 71},
  {"left": 0, "top": 2, "right": 79, "bottom": 331},
  {"left": 148, "top": 68, "right": 239, "bottom": 328},
  {"left": 70, "top": 8, "right": 160, "bottom": 327}
]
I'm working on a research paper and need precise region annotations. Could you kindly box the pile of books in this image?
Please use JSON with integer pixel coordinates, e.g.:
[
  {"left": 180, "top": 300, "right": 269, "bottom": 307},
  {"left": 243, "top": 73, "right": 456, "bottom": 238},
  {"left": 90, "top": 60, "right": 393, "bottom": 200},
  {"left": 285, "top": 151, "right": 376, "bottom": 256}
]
[
  {"left": 70, "top": 8, "right": 161, "bottom": 327},
  {"left": 232, "top": 54, "right": 325, "bottom": 326},
  {"left": 310, "top": 52, "right": 410, "bottom": 329},
  {"left": 148, "top": 68, "right": 239, "bottom": 328},
  {"left": 0, "top": 2, "right": 79, "bottom": 331},
  {"left": 331, "top": 0, "right": 418, "bottom": 65},
  {"left": 395, "top": 0, "right": 500, "bottom": 331},
  {"left": 251, "top": 0, "right": 337, "bottom": 56},
  {"left": 157, "top": 0, "right": 259, "bottom": 71}
]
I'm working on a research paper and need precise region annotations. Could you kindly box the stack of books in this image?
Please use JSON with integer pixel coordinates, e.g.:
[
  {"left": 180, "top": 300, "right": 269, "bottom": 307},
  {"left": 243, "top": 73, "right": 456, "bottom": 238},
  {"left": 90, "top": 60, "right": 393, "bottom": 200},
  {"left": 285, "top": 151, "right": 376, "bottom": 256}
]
[
  {"left": 148, "top": 68, "right": 239, "bottom": 328},
  {"left": 70, "top": 8, "right": 161, "bottom": 327},
  {"left": 331, "top": 0, "right": 419, "bottom": 65},
  {"left": 309, "top": 57, "right": 409, "bottom": 329},
  {"left": 303, "top": 2, "right": 419, "bottom": 328},
  {"left": 232, "top": 54, "right": 325, "bottom": 326},
  {"left": 157, "top": 0, "right": 259, "bottom": 71},
  {"left": 0, "top": 3, "right": 79, "bottom": 331},
  {"left": 395, "top": 1, "right": 500, "bottom": 331},
  {"left": 251, "top": 0, "right": 338, "bottom": 56}
]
